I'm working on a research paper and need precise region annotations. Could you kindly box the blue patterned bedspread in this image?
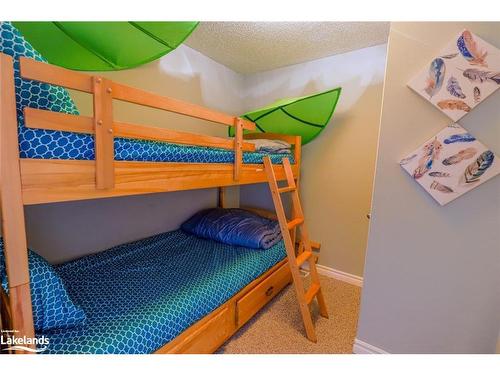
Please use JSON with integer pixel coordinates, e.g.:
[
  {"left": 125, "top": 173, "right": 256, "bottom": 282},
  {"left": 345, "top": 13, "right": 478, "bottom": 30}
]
[
  {"left": 112, "top": 138, "right": 293, "bottom": 164},
  {"left": 40, "top": 230, "right": 286, "bottom": 354},
  {"left": 22, "top": 133, "right": 294, "bottom": 165}
]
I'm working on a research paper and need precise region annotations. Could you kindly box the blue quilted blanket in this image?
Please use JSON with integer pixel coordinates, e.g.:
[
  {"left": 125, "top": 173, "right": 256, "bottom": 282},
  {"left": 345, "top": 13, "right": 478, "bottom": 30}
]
[
  {"left": 181, "top": 208, "right": 282, "bottom": 249},
  {"left": 39, "top": 230, "right": 286, "bottom": 354}
]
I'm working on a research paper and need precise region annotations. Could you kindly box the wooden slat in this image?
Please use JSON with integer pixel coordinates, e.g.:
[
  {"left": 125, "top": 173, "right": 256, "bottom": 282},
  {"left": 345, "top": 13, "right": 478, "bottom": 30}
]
[
  {"left": 24, "top": 108, "right": 256, "bottom": 152},
  {"left": 304, "top": 283, "right": 321, "bottom": 305},
  {"left": 115, "top": 120, "right": 256, "bottom": 152},
  {"left": 278, "top": 186, "right": 295, "bottom": 194},
  {"left": 287, "top": 217, "right": 304, "bottom": 230},
  {"left": 233, "top": 117, "right": 243, "bottom": 181},
  {"left": 310, "top": 240, "right": 321, "bottom": 251},
  {"left": 24, "top": 107, "right": 94, "bottom": 134},
  {"left": 92, "top": 77, "right": 114, "bottom": 189},
  {"left": 20, "top": 159, "right": 298, "bottom": 205},
  {"left": 243, "top": 132, "right": 298, "bottom": 144},
  {"left": 111, "top": 81, "right": 256, "bottom": 130},
  {"left": 295, "top": 251, "right": 313, "bottom": 267},
  {"left": 19, "top": 56, "right": 93, "bottom": 93},
  {"left": 0, "top": 53, "right": 35, "bottom": 347}
]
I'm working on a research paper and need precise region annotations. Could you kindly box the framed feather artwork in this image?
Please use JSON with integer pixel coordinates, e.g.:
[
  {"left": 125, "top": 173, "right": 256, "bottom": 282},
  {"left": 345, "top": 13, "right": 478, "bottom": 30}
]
[
  {"left": 407, "top": 29, "right": 500, "bottom": 122},
  {"left": 400, "top": 124, "right": 500, "bottom": 206}
]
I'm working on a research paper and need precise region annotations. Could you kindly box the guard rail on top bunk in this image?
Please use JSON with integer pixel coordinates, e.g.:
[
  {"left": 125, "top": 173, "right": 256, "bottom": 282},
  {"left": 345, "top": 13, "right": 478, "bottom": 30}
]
[
  {"left": 0, "top": 52, "right": 301, "bottom": 350},
  {"left": 1, "top": 53, "right": 301, "bottom": 205}
]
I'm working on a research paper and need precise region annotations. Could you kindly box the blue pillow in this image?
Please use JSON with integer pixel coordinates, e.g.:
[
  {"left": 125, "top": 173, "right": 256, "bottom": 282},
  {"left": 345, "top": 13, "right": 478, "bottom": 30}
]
[
  {"left": 181, "top": 208, "right": 283, "bottom": 249},
  {"left": 0, "top": 239, "right": 86, "bottom": 332}
]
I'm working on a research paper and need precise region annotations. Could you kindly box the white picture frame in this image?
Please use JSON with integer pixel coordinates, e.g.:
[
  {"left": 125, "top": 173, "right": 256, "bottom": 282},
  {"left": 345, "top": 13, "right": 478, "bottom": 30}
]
[
  {"left": 408, "top": 29, "right": 500, "bottom": 122},
  {"left": 400, "top": 123, "right": 500, "bottom": 206}
]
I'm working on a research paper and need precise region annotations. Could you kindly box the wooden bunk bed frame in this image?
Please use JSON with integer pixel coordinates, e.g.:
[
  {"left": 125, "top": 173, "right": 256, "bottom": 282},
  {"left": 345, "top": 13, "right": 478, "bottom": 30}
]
[{"left": 0, "top": 52, "right": 301, "bottom": 354}]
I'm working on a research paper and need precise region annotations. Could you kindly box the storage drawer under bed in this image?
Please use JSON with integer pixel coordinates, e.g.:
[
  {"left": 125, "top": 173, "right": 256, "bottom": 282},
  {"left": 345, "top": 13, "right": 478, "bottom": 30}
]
[
  {"left": 236, "top": 261, "right": 292, "bottom": 327},
  {"left": 162, "top": 305, "right": 233, "bottom": 354}
]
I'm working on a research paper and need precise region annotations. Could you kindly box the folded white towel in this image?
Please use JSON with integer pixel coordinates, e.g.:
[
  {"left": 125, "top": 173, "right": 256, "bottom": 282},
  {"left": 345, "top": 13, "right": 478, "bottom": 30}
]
[{"left": 246, "top": 139, "right": 291, "bottom": 154}]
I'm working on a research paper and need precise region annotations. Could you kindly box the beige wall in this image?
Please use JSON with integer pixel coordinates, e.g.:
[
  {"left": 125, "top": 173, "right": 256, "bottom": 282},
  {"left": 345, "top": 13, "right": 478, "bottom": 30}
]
[
  {"left": 240, "top": 45, "right": 387, "bottom": 277},
  {"left": 25, "top": 45, "right": 245, "bottom": 263},
  {"left": 357, "top": 23, "right": 500, "bottom": 353}
]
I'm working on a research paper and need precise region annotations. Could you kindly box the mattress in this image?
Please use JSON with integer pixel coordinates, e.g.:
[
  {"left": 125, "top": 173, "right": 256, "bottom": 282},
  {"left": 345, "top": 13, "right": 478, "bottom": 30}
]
[
  {"left": 39, "top": 230, "right": 286, "bottom": 354},
  {"left": 19, "top": 131, "right": 294, "bottom": 165}
]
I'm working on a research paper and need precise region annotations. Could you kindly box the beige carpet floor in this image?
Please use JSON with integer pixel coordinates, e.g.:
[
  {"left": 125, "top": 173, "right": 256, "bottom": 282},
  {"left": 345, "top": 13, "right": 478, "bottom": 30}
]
[{"left": 217, "top": 274, "right": 361, "bottom": 354}]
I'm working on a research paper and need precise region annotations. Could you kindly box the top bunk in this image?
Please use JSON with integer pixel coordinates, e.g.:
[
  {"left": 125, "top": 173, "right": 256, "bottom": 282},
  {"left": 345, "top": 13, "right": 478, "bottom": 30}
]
[{"left": 0, "top": 51, "right": 301, "bottom": 206}]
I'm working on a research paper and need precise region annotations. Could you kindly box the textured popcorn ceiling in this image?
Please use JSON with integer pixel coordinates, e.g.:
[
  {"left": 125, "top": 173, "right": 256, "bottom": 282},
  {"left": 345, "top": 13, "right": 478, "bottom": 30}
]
[{"left": 185, "top": 22, "right": 390, "bottom": 74}]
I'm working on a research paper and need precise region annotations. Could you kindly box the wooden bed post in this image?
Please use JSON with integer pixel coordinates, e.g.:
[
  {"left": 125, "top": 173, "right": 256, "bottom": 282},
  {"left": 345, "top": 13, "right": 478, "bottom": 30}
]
[
  {"left": 294, "top": 135, "right": 302, "bottom": 175},
  {"left": 218, "top": 187, "right": 226, "bottom": 208},
  {"left": 0, "top": 53, "right": 35, "bottom": 349},
  {"left": 233, "top": 117, "right": 243, "bottom": 181},
  {"left": 290, "top": 136, "right": 302, "bottom": 247},
  {"left": 92, "top": 76, "right": 115, "bottom": 190}
]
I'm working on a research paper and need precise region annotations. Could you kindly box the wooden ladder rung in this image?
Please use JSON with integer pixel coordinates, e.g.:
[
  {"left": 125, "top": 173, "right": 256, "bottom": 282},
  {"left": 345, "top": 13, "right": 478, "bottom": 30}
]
[
  {"left": 287, "top": 217, "right": 304, "bottom": 230},
  {"left": 304, "top": 283, "right": 321, "bottom": 305},
  {"left": 278, "top": 186, "right": 295, "bottom": 194},
  {"left": 295, "top": 251, "right": 313, "bottom": 267}
]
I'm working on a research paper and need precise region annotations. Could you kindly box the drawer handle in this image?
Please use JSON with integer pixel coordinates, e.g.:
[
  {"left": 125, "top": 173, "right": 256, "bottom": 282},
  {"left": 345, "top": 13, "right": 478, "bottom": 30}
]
[{"left": 265, "top": 286, "right": 274, "bottom": 297}]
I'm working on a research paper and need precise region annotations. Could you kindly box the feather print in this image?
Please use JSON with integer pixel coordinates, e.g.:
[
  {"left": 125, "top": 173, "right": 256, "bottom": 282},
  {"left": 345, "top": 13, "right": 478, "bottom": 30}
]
[
  {"left": 457, "top": 30, "right": 488, "bottom": 67},
  {"left": 437, "top": 99, "right": 471, "bottom": 112},
  {"left": 446, "top": 76, "right": 466, "bottom": 99},
  {"left": 442, "top": 147, "right": 477, "bottom": 165},
  {"left": 473, "top": 86, "right": 481, "bottom": 103},
  {"left": 440, "top": 53, "right": 458, "bottom": 59},
  {"left": 400, "top": 154, "right": 417, "bottom": 165},
  {"left": 424, "top": 58, "right": 446, "bottom": 98},
  {"left": 430, "top": 180, "right": 454, "bottom": 193},
  {"left": 413, "top": 138, "right": 442, "bottom": 179},
  {"left": 443, "top": 133, "right": 476, "bottom": 144},
  {"left": 460, "top": 150, "right": 495, "bottom": 184},
  {"left": 462, "top": 69, "right": 500, "bottom": 84},
  {"left": 429, "top": 172, "right": 451, "bottom": 177}
]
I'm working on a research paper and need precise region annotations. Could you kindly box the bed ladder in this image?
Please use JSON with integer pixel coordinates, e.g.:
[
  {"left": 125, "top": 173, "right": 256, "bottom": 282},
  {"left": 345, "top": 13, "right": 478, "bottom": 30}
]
[{"left": 263, "top": 156, "right": 328, "bottom": 343}]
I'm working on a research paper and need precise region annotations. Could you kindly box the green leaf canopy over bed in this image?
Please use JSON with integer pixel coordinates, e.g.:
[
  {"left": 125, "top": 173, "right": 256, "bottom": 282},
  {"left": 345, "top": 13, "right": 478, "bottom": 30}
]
[
  {"left": 230, "top": 87, "right": 342, "bottom": 145},
  {"left": 13, "top": 21, "right": 199, "bottom": 71}
]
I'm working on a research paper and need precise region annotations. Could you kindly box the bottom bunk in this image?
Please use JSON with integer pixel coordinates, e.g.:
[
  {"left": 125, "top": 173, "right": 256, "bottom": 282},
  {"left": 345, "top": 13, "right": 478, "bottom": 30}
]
[{"left": 1, "top": 229, "right": 289, "bottom": 354}]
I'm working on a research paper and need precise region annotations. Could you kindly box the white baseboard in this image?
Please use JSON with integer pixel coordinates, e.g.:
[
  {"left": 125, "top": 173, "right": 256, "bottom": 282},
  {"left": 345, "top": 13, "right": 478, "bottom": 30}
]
[
  {"left": 353, "top": 338, "right": 389, "bottom": 354},
  {"left": 308, "top": 264, "right": 363, "bottom": 287}
]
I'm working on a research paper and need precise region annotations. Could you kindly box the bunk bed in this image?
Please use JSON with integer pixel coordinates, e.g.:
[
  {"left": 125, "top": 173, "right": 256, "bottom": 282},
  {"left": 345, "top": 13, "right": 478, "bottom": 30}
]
[{"left": 0, "top": 27, "right": 302, "bottom": 353}]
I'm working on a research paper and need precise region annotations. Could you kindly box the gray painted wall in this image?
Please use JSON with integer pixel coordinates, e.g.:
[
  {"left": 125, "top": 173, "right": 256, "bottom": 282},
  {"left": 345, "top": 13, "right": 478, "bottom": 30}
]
[
  {"left": 26, "top": 190, "right": 216, "bottom": 264},
  {"left": 357, "top": 22, "right": 500, "bottom": 354}
]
